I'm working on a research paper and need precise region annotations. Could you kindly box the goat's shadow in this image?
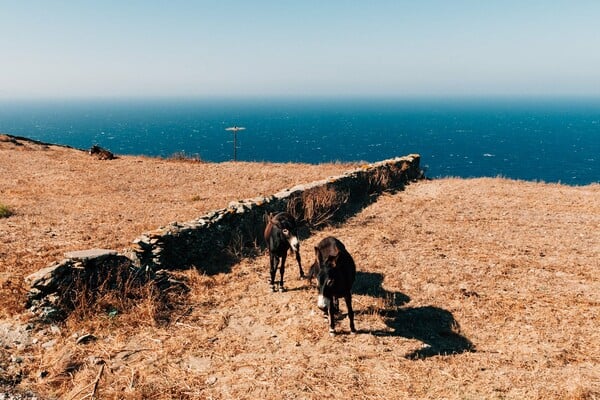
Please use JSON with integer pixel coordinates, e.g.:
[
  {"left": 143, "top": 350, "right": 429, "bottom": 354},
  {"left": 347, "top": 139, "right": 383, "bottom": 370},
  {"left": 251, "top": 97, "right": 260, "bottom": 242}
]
[{"left": 354, "top": 271, "right": 475, "bottom": 359}]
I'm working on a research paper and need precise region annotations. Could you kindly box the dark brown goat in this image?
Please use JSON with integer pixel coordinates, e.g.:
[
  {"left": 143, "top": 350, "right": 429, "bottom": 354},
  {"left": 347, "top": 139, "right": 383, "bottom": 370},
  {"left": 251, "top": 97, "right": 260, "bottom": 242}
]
[
  {"left": 312, "top": 236, "right": 356, "bottom": 335},
  {"left": 264, "top": 212, "right": 303, "bottom": 292}
]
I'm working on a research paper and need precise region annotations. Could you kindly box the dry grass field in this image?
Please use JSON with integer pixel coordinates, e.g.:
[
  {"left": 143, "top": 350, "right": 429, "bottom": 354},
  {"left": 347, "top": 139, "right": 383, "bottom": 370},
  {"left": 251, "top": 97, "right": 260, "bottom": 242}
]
[{"left": 1, "top": 134, "right": 599, "bottom": 399}]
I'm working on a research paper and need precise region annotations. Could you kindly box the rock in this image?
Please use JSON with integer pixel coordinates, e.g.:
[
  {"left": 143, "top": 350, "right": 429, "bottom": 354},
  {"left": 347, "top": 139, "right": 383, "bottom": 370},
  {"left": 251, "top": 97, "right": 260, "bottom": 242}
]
[
  {"left": 75, "top": 334, "right": 96, "bottom": 345},
  {"left": 64, "top": 249, "right": 117, "bottom": 261},
  {"left": 183, "top": 356, "right": 211, "bottom": 372},
  {"left": 41, "top": 339, "right": 57, "bottom": 350},
  {"left": 10, "top": 355, "right": 23, "bottom": 364},
  {"left": 205, "top": 376, "right": 218, "bottom": 386},
  {"left": 25, "top": 262, "right": 70, "bottom": 289}
]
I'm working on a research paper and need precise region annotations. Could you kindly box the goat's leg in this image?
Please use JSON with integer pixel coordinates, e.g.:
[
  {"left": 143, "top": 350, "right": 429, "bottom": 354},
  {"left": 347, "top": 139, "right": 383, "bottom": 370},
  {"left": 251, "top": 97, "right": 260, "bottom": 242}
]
[
  {"left": 328, "top": 299, "right": 336, "bottom": 335},
  {"left": 269, "top": 254, "right": 279, "bottom": 292},
  {"left": 344, "top": 294, "right": 356, "bottom": 334},
  {"left": 295, "top": 250, "right": 304, "bottom": 279},
  {"left": 279, "top": 252, "right": 287, "bottom": 292}
]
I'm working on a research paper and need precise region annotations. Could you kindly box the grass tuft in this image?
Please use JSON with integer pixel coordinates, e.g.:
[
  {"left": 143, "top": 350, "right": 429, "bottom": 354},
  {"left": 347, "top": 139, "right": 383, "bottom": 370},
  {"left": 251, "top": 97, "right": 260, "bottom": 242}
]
[
  {"left": 288, "top": 186, "right": 349, "bottom": 228},
  {"left": 167, "top": 151, "right": 204, "bottom": 163},
  {"left": 0, "top": 203, "right": 13, "bottom": 218}
]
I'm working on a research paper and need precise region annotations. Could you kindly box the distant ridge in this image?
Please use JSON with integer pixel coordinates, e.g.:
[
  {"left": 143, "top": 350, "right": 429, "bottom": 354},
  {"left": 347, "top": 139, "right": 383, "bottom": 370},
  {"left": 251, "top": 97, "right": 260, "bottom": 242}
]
[{"left": 1, "top": 133, "right": 84, "bottom": 151}]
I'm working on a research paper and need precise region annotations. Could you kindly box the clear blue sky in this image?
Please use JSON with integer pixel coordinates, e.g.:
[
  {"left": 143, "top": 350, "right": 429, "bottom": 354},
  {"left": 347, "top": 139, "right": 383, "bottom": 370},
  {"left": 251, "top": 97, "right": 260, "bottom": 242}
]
[{"left": 1, "top": 1, "right": 599, "bottom": 98}]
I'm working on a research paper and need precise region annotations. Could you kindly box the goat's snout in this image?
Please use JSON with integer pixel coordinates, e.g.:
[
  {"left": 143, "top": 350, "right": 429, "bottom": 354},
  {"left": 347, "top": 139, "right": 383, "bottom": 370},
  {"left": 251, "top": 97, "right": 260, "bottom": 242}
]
[
  {"left": 287, "top": 235, "right": 299, "bottom": 253},
  {"left": 317, "top": 295, "right": 330, "bottom": 311}
]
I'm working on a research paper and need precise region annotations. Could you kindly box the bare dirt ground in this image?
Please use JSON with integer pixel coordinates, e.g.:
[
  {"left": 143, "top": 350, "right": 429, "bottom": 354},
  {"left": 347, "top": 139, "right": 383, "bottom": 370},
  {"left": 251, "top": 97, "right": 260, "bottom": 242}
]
[{"left": 1, "top": 134, "right": 599, "bottom": 399}]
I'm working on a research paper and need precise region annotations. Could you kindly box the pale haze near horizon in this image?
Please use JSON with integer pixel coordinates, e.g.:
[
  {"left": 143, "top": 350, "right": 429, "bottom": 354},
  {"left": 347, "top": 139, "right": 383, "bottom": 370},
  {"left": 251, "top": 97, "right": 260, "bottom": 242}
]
[{"left": 1, "top": 1, "right": 599, "bottom": 99}]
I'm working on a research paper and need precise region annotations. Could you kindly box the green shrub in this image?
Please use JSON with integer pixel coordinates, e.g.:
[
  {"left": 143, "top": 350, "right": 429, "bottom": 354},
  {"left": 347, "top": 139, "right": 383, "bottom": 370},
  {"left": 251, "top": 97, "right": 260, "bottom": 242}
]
[{"left": 0, "top": 203, "right": 13, "bottom": 218}]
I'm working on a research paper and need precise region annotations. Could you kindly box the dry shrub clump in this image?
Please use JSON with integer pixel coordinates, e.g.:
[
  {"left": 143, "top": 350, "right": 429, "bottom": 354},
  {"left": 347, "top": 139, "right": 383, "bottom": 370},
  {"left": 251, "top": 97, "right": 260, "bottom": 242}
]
[
  {"left": 368, "top": 164, "right": 393, "bottom": 191},
  {"left": 67, "top": 263, "right": 151, "bottom": 321},
  {"left": 290, "top": 185, "right": 349, "bottom": 228},
  {"left": 63, "top": 260, "right": 186, "bottom": 327},
  {"left": 167, "top": 151, "right": 204, "bottom": 163}
]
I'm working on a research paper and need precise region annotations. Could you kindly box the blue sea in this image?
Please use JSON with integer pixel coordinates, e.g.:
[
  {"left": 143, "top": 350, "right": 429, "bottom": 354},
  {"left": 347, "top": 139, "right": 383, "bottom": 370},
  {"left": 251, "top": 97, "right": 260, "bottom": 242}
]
[{"left": 1, "top": 98, "right": 598, "bottom": 185}]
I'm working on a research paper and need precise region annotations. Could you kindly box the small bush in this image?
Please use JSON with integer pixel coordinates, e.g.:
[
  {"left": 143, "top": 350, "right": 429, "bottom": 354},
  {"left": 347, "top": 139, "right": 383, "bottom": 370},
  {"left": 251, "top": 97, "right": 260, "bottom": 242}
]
[
  {"left": 289, "top": 186, "right": 349, "bottom": 228},
  {"left": 0, "top": 203, "right": 13, "bottom": 218},
  {"left": 168, "top": 151, "right": 204, "bottom": 163}
]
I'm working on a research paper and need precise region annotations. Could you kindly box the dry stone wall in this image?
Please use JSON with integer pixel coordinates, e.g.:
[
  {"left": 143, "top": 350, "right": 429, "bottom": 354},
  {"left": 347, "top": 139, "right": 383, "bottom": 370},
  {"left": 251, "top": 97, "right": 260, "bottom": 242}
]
[
  {"left": 26, "top": 249, "right": 140, "bottom": 321},
  {"left": 130, "top": 154, "right": 421, "bottom": 271},
  {"left": 25, "top": 154, "right": 422, "bottom": 320}
]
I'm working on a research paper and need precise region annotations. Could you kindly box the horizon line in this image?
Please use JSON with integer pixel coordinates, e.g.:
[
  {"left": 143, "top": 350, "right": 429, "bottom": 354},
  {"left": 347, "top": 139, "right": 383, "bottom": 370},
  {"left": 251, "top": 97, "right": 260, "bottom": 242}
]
[{"left": 2, "top": 93, "right": 600, "bottom": 102}]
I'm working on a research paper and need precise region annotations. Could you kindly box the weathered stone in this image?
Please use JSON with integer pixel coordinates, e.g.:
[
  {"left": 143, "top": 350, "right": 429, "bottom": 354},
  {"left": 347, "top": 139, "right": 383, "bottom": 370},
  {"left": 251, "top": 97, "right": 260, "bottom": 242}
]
[
  {"left": 25, "top": 261, "right": 71, "bottom": 289},
  {"left": 39, "top": 306, "right": 63, "bottom": 322},
  {"left": 183, "top": 355, "right": 212, "bottom": 372},
  {"left": 41, "top": 339, "right": 57, "bottom": 349},
  {"left": 75, "top": 333, "right": 97, "bottom": 345},
  {"left": 64, "top": 249, "right": 117, "bottom": 261},
  {"left": 132, "top": 236, "right": 151, "bottom": 246}
]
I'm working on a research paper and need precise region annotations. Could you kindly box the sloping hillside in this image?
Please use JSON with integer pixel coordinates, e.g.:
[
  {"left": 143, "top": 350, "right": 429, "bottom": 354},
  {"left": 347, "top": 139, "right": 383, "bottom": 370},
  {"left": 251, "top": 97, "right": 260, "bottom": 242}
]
[{"left": 1, "top": 135, "right": 599, "bottom": 399}]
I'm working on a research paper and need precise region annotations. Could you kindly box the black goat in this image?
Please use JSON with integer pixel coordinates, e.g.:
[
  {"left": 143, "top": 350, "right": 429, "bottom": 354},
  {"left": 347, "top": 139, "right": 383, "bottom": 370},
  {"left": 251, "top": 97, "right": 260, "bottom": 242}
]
[
  {"left": 264, "top": 212, "right": 303, "bottom": 292},
  {"left": 312, "top": 236, "right": 356, "bottom": 335}
]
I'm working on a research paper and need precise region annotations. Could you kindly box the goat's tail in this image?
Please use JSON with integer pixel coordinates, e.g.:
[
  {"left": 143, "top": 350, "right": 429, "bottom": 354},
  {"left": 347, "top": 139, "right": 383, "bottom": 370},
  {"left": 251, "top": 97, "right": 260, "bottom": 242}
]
[{"left": 263, "top": 212, "right": 274, "bottom": 243}]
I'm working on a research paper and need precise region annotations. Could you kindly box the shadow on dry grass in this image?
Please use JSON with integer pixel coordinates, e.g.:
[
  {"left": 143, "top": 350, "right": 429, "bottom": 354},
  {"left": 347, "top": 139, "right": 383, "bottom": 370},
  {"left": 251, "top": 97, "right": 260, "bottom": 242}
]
[
  {"left": 354, "top": 271, "right": 475, "bottom": 359},
  {"left": 377, "top": 306, "right": 475, "bottom": 359}
]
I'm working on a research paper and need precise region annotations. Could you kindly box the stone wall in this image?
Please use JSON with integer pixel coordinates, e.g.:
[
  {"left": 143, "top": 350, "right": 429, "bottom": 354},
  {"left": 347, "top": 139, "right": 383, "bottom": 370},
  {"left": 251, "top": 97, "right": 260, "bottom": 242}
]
[
  {"left": 26, "top": 249, "right": 139, "bottom": 321},
  {"left": 25, "top": 154, "right": 422, "bottom": 319},
  {"left": 130, "top": 154, "right": 421, "bottom": 271}
]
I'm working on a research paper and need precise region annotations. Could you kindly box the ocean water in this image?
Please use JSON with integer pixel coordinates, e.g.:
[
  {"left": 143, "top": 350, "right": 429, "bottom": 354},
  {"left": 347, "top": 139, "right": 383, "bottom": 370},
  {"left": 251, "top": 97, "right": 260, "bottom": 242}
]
[{"left": 1, "top": 98, "right": 598, "bottom": 185}]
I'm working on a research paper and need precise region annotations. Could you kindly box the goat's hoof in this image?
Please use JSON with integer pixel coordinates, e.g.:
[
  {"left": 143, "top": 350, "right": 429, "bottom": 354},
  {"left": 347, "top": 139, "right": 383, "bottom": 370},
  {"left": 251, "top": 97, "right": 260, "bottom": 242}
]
[
  {"left": 278, "top": 286, "right": 286, "bottom": 293},
  {"left": 270, "top": 285, "right": 276, "bottom": 293},
  {"left": 350, "top": 330, "right": 357, "bottom": 335}
]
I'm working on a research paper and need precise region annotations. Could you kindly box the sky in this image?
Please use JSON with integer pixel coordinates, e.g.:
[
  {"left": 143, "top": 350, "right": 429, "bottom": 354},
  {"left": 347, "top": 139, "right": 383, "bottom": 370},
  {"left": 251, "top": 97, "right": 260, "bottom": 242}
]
[{"left": 1, "top": 1, "right": 599, "bottom": 99}]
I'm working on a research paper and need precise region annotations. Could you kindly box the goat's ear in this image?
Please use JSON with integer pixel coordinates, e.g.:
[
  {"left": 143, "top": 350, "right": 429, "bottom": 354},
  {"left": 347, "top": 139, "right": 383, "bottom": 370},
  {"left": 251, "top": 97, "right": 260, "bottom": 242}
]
[
  {"left": 308, "top": 261, "right": 319, "bottom": 280},
  {"left": 314, "top": 247, "right": 322, "bottom": 264},
  {"left": 264, "top": 212, "right": 272, "bottom": 225}
]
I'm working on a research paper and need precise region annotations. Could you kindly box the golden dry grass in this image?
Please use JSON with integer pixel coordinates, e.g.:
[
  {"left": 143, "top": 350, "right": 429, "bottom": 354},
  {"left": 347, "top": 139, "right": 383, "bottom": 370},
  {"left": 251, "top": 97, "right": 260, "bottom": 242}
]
[
  {"left": 1, "top": 134, "right": 599, "bottom": 399},
  {"left": 0, "top": 135, "right": 354, "bottom": 315}
]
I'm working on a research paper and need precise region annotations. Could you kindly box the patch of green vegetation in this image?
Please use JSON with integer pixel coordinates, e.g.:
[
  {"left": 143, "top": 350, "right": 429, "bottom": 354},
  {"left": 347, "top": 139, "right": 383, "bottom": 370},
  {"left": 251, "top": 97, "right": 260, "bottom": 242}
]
[{"left": 0, "top": 203, "right": 13, "bottom": 218}]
